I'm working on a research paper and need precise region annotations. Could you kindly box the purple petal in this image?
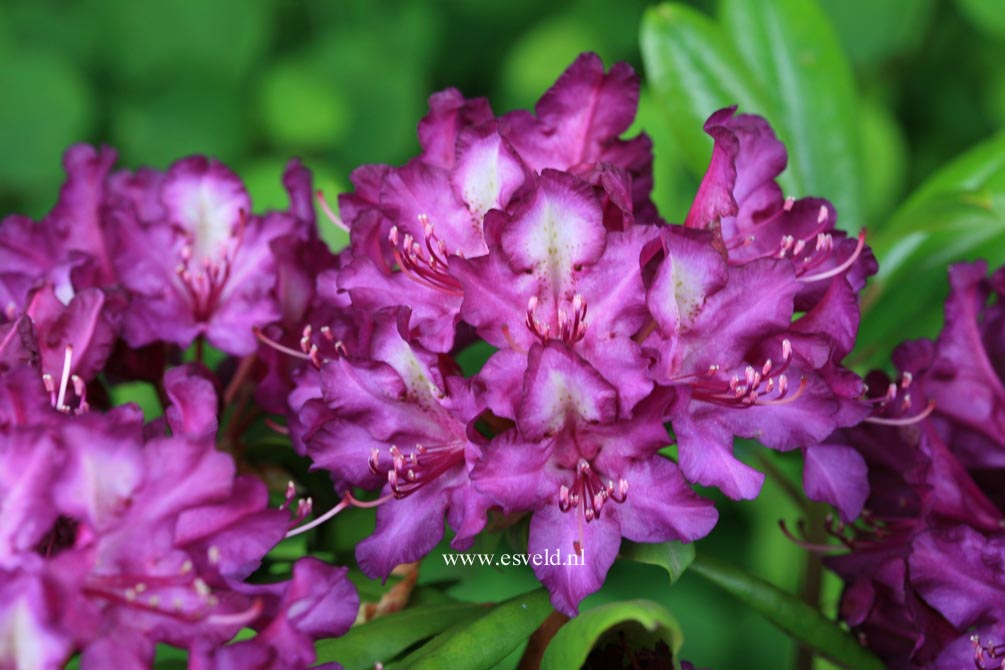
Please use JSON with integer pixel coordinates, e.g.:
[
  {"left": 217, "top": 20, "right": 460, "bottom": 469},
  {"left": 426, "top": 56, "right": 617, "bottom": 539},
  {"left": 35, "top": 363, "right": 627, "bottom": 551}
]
[
  {"left": 909, "top": 525, "right": 1005, "bottom": 629},
  {"left": 612, "top": 457, "right": 718, "bottom": 543},
  {"left": 802, "top": 443, "right": 868, "bottom": 522},
  {"left": 518, "top": 343, "right": 618, "bottom": 441},
  {"left": 418, "top": 88, "right": 494, "bottom": 170},
  {"left": 500, "top": 170, "right": 606, "bottom": 283},
  {"left": 529, "top": 503, "right": 621, "bottom": 616},
  {"left": 671, "top": 403, "right": 765, "bottom": 499},
  {"left": 356, "top": 480, "right": 451, "bottom": 579},
  {"left": 684, "top": 107, "right": 740, "bottom": 230}
]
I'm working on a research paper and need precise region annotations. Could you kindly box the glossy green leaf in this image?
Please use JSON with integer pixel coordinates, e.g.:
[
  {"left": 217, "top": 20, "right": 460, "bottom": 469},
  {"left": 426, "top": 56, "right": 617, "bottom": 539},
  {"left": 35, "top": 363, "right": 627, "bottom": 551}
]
[
  {"left": 856, "top": 132, "right": 1005, "bottom": 368},
  {"left": 720, "top": 0, "right": 862, "bottom": 229},
  {"left": 640, "top": 4, "right": 768, "bottom": 175},
  {"left": 689, "top": 554, "right": 883, "bottom": 669},
  {"left": 956, "top": 0, "right": 1005, "bottom": 40},
  {"left": 542, "top": 599, "right": 684, "bottom": 670},
  {"left": 641, "top": 0, "right": 863, "bottom": 230},
  {"left": 315, "top": 602, "right": 485, "bottom": 670},
  {"left": 392, "top": 589, "right": 551, "bottom": 670},
  {"left": 620, "top": 540, "right": 695, "bottom": 585},
  {"left": 819, "top": 0, "right": 935, "bottom": 65}
]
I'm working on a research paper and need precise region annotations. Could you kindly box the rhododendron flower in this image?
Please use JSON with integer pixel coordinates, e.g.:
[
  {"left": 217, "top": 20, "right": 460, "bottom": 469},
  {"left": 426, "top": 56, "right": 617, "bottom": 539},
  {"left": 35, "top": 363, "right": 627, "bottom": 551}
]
[
  {"left": 301, "top": 310, "right": 492, "bottom": 578},
  {"left": 0, "top": 364, "right": 358, "bottom": 669},
  {"left": 814, "top": 262, "right": 1005, "bottom": 670},
  {"left": 335, "top": 53, "right": 655, "bottom": 354},
  {"left": 471, "top": 346, "right": 717, "bottom": 615},
  {"left": 298, "top": 51, "right": 877, "bottom": 616},
  {"left": 112, "top": 157, "right": 307, "bottom": 355}
]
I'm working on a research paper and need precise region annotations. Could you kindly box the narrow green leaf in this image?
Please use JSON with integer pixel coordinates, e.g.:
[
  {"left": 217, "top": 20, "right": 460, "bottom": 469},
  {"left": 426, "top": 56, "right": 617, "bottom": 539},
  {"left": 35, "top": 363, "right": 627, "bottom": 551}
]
[
  {"left": 689, "top": 553, "right": 882, "bottom": 669},
  {"left": 620, "top": 540, "right": 695, "bottom": 585},
  {"left": 720, "top": 0, "right": 862, "bottom": 230},
  {"left": 639, "top": 4, "right": 769, "bottom": 174},
  {"left": 314, "top": 602, "right": 484, "bottom": 670},
  {"left": 393, "top": 589, "right": 551, "bottom": 670},
  {"left": 856, "top": 133, "right": 1005, "bottom": 367},
  {"left": 541, "top": 599, "right": 684, "bottom": 670},
  {"left": 956, "top": 0, "right": 1005, "bottom": 39}
]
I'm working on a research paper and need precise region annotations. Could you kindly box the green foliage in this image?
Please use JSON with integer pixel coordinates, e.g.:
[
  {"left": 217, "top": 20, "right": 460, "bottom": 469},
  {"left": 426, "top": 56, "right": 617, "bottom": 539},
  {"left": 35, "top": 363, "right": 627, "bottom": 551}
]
[
  {"left": 689, "top": 554, "right": 883, "bottom": 669},
  {"left": 857, "top": 132, "right": 1005, "bottom": 368},
  {"left": 542, "top": 599, "right": 684, "bottom": 670},
  {"left": 393, "top": 589, "right": 552, "bottom": 669},
  {"left": 620, "top": 540, "right": 695, "bottom": 585},
  {"left": 315, "top": 603, "right": 486, "bottom": 669},
  {"left": 641, "top": 0, "right": 863, "bottom": 230}
]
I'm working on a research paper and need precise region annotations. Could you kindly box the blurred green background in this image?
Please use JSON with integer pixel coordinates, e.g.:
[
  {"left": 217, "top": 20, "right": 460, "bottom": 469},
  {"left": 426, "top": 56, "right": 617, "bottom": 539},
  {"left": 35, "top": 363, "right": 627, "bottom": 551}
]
[{"left": 2, "top": 1, "right": 1003, "bottom": 668}]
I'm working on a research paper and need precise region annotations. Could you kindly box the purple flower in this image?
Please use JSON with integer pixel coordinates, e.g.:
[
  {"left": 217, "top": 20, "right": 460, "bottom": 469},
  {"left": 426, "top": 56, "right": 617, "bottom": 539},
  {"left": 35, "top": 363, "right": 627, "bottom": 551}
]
[
  {"left": 451, "top": 169, "right": 658, "bottom": 418},
  {"left": 818, "top": 262, "right": 1005, "bottom": 669},
  {"left": 334, "top": 53, "right": 654, "bottom": 353},
  {"left": 302, "top": 310, "right": 492, "bottom": 578},
  {"left": 471, "top": 345, "right": 717, "bottom": 614},
  {"left": 0, "top": 365, "right": 358, "bottom": 669},
  {"left": 684, "top": 108, "right": 876, "bottom": 310},
  {"left": 111, "top": 157, "right": 304, "bottom": 355}
]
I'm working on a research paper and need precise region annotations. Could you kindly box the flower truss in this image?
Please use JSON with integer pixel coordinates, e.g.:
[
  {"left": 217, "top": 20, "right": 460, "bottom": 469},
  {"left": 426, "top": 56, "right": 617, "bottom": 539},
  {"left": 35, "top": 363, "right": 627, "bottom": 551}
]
[
  {"left": 1, "top": 51, "right": 882, "bottom": 668},
  {"left": 289, "top": 53, "right": 875, "bottom": 616},
  {"left": 800, "top": 262, "right": 1005, "bottom": 670}
]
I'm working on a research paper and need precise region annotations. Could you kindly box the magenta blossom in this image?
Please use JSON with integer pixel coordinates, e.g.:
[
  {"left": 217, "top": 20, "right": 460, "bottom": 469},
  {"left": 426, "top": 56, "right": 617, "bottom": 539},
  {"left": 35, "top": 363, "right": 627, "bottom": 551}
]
[
  {"left": 111, "top": 156, "right": 307, "bottom": 355},
  {"left": 301, "top": 310, "right": 492, "bottom": 579},
  {"left": 471, "top": 345, "right": 717, "bottom": 615},
  {"left": 817, "top": 262, "right": 1005, "bottom": 670},
  {"left": 0, "top": 365, "right": 358, "bottom": 669},
  {"left": 335, "top": 53, "right": 654, "bottom": 353}
]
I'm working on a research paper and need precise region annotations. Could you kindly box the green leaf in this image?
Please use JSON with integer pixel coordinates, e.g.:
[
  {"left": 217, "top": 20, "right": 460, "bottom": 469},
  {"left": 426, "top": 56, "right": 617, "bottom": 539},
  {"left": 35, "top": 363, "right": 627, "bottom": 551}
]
[
  {"left": 620, "top": 541, "right": 695, "bottom": 585},
  {"left": 392, "top": 589, "right": 551, "bottom": 670},
  {"left": 856, "top": 132, "right": 1005, "bottom": 368},
  {"left": 640, "top": 0, "right": 863, "bottom": 230},
  {"left": 720, "top": 0, "right": 862, "bottom": 229},
  {"left": 640, "top": 4, "right": 768, "bottom": 175},
  {"left": 541, "top": 599, "right": 684, "bottom": 670},
  {"left": 689, "top": 553, "right": 882, "bottom": 669},
  {"left": 819, "top": 0, "right": 935, "bottom": 65},
  {"left": 956, "top": 0, "right": 1005, "bottom": 40},
  {"left": 315, "top": 602, "right": 485, "bottom": 670}
]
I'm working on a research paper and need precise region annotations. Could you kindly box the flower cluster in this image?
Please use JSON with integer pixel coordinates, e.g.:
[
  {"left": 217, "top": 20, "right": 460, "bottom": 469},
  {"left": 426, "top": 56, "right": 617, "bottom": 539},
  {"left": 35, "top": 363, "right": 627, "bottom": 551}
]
[
  {"left": 0, "top": 149, "right": 356, "bottom": 669},
  {"left": 1, "top": 50, "right": 883, "bottom": 665},
  {"left": 808, "top": 262, "right": 1005, "bottom": 670},
  {"left": 288, "top": 54, "right": 876, "bottom": 615}
]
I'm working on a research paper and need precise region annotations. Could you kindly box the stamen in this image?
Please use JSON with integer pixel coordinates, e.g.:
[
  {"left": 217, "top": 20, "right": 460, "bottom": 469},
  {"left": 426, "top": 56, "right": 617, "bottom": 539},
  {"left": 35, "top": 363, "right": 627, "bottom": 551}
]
[
  {"left": 316, "top": 190, "right": 349, "bottom": 232},
  {"left": 285, "top": 494, "right": 350, "bottom": 538},
  {"left": 252, "top": 327, "right": 314, "bottom": 363},
  {"left": 55, "top": 345, "right": 74, "bottom": 412},
  {"left": 865, "top": 400, "right": 936, "bottom": 426},
  {"left": 799, "top": 230, "right": 867, "bottom": 283}
]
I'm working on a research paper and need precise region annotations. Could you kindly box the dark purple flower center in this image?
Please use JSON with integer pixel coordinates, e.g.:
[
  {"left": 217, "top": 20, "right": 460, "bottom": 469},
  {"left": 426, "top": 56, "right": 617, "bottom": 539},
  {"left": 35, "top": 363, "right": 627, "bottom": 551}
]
[
  {"left": 525, "top": 294, "right": 588, "bottom": 346},
  {"left": 35, "top": 515, "right": 80, "bottom": 557}
]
